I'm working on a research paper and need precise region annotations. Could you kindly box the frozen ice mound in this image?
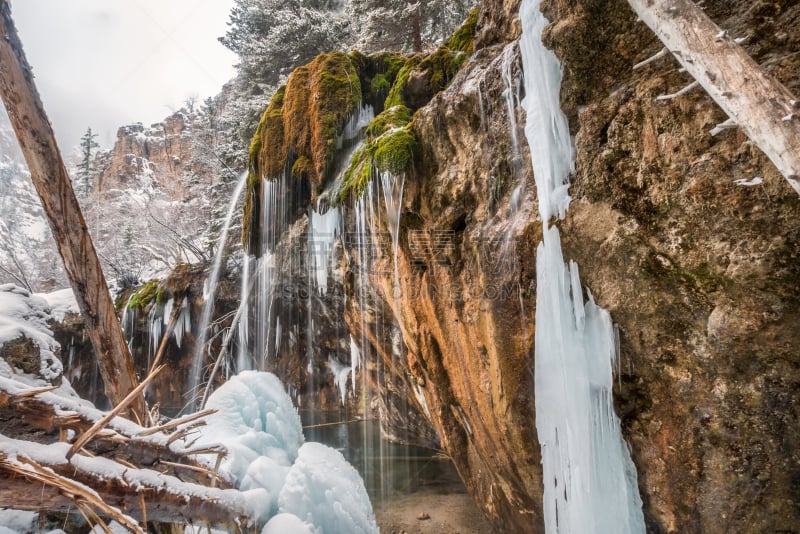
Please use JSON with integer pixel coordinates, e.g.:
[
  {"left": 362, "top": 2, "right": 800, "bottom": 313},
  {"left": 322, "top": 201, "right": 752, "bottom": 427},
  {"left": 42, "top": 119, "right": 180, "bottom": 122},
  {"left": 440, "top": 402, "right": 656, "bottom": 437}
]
[
  {"left": 199, "top": 371, "right": 377, "bottom": 533},
  {"left": 278, "top": 442, "right": 378, "bottom": 534}
]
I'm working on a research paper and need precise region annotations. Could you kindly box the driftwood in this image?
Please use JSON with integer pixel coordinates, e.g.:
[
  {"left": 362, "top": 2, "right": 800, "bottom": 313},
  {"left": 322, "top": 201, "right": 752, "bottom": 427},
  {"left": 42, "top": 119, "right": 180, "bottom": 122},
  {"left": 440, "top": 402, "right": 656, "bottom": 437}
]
[
  {"left": 0, "top": 376, "right": 254, "bottom": 529},
  {"left": 0, "top": 1, "right": 144, "bottom": 420},
  {"left": 627, "top": 0, "right": 800, "bottom": 193}
]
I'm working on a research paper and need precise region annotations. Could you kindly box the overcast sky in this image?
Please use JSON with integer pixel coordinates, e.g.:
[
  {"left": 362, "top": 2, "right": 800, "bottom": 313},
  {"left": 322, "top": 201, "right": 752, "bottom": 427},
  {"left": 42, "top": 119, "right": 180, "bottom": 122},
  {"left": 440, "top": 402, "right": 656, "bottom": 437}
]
[{"left": 11, "top": 0, "right": 237, "bottom": 152}]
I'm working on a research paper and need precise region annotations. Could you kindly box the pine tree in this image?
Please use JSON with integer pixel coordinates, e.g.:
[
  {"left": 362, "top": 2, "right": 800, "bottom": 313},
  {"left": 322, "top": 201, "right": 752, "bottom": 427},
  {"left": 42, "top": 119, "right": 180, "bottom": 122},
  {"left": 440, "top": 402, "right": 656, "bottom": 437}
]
[
  {"left": 347, "top": 0, "right": 475, "bottom": 54},
  {"left": 219, "top": 0, "right": 350, "bottom": 89},
  {"left": 76, "top": 127, "right": 99, "bottom": 195}
]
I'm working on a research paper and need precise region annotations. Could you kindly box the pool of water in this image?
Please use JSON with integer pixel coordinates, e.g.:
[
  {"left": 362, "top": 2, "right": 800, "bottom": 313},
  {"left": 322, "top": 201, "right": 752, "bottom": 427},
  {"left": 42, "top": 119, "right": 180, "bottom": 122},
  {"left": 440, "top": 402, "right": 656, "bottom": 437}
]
[{"left": 299, "top": 411, "right": 467, "bottom": 511}]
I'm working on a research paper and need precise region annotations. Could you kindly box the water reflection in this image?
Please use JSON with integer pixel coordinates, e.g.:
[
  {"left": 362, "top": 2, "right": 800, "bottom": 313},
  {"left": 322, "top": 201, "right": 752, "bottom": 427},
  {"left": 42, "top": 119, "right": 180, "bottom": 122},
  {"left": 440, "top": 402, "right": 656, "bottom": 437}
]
[{"left": 299, "top": 411, "right": 465, "bottom": 511}]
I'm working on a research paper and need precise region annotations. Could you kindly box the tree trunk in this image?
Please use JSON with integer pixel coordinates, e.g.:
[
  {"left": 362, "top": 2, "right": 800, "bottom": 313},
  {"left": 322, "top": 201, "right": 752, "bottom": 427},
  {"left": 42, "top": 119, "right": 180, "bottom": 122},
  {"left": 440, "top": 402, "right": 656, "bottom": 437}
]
[
  {"left": 410, "top": 3, "right": 423, "bottom": 53},
  {"left": 627, "top": 0, "right": 800, "bottom": 194},
  {"left": 0, "top": 2, "right": 144, "bottom": 420}
]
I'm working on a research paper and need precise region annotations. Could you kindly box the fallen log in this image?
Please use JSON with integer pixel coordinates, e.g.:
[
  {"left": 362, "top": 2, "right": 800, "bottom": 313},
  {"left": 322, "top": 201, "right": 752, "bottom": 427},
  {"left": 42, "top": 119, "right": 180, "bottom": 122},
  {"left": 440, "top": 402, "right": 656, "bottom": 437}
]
[
  {"left": 0, "top": 376, "right": 255, "bottom": 529},
  {"left": 0, "top": 438, "right": 255, "bottom": 529}
]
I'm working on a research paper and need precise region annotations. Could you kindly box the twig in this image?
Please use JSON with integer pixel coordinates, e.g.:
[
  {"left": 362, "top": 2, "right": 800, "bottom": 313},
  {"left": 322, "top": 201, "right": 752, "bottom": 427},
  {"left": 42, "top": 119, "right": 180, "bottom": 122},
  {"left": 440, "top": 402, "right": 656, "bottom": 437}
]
[
  {"left": 157, "top": 460, "right": 226, "bottom": 483},
  {"left": 302, "top": 418, "right": 366, "bottom": 429},
  {"left": 138, "top": 408, "right": 217, "bottom": 437},
  {"left": 710, "top": 118, "right": 738, "bottom": 136},
  {"left": 656, "top": 80, "right": 700, "bottom": 101},
  {"left": 138, "top": 490, "right": 147, "bottom": 528},
  {"left": 633, "top": 47, "right": 669, "bottom": 70},
  {"left": 67, "top": 365, "right": 165, "bottom": 459},
  {"left": 11, "top": 385, "right": 57, "bottom": 399}
]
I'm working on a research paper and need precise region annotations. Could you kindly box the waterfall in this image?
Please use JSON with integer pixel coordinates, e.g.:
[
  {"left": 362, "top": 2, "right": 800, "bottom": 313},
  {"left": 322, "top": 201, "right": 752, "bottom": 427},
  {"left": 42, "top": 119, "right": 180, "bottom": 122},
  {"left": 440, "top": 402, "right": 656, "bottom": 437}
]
[
  {"left": 308, "top": 203, "right": 341, "bottom": 295},
  {"left": 519, "top": 0, "right": 646, "bottom": 532},
  {"left": 379, "top": 171, "right": 405, "bottom": 296},
  {"left": 189, "top": 170, "right": 248, "bottom": 407}
]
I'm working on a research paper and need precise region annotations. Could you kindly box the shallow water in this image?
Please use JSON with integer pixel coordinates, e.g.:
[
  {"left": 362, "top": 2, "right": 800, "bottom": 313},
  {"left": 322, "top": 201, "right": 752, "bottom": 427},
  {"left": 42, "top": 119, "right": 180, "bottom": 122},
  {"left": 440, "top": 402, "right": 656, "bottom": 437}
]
[{"left": 299, "top": 411, "right": 466, "bottom": 511}]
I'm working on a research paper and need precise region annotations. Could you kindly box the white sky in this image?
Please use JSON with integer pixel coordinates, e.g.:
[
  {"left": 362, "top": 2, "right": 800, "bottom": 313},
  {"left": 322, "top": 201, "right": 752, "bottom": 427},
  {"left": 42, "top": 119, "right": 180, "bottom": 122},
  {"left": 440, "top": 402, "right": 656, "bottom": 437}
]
[{"left": 11, "top": 0, "right": 237, "bottom": 151}]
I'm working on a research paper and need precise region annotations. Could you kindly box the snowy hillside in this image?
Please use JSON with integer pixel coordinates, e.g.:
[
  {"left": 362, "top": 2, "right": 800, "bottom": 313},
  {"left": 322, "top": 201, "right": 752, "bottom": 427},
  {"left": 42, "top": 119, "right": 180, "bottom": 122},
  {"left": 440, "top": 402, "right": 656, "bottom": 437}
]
[{"left": 0, "top": 108, "right": 64, "bottom": 291}]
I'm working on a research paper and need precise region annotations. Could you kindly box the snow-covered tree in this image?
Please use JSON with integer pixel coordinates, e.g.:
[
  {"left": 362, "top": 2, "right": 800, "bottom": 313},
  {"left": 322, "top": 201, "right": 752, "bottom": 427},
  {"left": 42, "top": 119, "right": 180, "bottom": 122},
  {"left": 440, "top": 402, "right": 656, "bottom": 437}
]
[
  {"left": 219, "top": 0, "right": 350, "bottom": 88},
  {"left": 75, "top": 127, "right": 99, "bottom": 195},
  {"left": 347, "top": 0, "right": 475, "bottom": 53}
]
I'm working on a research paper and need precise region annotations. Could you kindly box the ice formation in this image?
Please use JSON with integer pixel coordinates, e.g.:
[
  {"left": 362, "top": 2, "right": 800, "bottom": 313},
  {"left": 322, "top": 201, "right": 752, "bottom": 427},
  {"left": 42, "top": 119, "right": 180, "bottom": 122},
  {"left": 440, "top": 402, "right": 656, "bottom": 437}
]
[
  {"left": 196, "top": 371, "right": 378, "bottom": 532},
  {"left": 309, "top": 205, "right": 341, "bottom": 295},
  {"left": 519, "top": 0, "right": 646, "bottom": 532},
  {"left": 278, "top": 442, "right": 378, "bottom": 534}
]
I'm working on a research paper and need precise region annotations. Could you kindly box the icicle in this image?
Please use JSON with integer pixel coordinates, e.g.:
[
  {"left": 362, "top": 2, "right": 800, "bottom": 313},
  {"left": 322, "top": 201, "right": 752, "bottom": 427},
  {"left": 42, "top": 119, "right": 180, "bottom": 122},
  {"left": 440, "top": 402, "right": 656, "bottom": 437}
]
[
  {"left": 328, "top": 354, "right": 352, "bottom": 406},
  {"left": 173, "top": 297, "right": 191, "bottom": 349},
  {"left": 520, "top": 0, "right": 646, "bottom": 532},
  {"left": 309, "top": 204, "right": 341, "bottom": 294},
  {"left": 379, "top": 171, "right": 405, "bottom": 295},
  {"left": 350, "top": 335, "right": 361, "bottom": 371}
]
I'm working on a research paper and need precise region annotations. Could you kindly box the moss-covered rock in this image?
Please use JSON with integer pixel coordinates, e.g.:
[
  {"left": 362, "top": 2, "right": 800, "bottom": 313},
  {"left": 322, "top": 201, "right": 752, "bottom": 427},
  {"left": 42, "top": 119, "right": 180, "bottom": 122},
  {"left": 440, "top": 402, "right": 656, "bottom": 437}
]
[
  {"left": 366, "top": 105, "right": 412, "bottom": 140},
  {"left": 127, "top": 279, "right": 161, "bottom": 311},
  {"left": 247, "top": 52, "right": 362, "bottom": 187},
  {"left": 384, "top": 9, "right": 478, "bottom": 110},
  {"left": 338, "top": 104, "right": 419, "bottom": 202},
  {"left": 445, "top": 7, "right": 479, "bottom": 53},
  {"left": 372, "top": 127, "right": 419, "bottom": 175},
  {"left": 385, "top": 56, "right": 423, "bottom": 109}
]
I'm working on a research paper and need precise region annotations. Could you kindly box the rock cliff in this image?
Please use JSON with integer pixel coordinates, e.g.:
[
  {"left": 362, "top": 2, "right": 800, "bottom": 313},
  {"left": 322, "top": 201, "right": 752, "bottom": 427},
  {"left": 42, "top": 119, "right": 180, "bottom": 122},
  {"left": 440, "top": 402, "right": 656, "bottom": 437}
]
[{"left": 242, "top": 0, "right": 800, "bottom": 532}]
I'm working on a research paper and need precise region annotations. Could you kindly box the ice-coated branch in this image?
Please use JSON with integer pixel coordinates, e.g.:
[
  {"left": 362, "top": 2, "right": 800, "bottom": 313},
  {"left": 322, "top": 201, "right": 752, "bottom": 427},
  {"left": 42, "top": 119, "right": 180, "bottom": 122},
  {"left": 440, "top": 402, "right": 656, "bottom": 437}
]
[
  {"left": 627, "top": 0, "right": 800, "bottom": 194},
  {"left": 710, "top": 118, "right": 738, "bottom": 136},
  {"left": 656, "top": 80, "right": 700, "bottom": 101},
  {"left": 633, "top": 47, "right": 669, "bottom": 70}
]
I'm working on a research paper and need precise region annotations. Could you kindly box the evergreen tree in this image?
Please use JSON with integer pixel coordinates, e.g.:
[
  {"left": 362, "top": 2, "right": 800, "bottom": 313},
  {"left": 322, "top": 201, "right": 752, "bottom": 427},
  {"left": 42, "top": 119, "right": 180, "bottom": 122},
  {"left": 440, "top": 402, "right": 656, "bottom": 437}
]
[
  {"left": 219, "top": 0, "right": 350, "bottom": 89},
  {"left": 347, "top": 0, "right": 475, "bottom": 53},
  {"left": 76, "top": 127, "right": 99, "bottom": 195}
]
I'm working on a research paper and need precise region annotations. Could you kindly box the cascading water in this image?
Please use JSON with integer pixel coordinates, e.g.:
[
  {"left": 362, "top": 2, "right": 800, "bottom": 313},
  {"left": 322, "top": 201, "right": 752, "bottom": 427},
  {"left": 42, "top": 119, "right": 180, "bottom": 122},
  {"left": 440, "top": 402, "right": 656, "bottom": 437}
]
[
  {"left": 519, "top": 0, "right": 646, "bottom": 532},
  {"left": 379, "top": 171, "right": 405, "bottom": 296},
  {"left": 189, "top": 170, "right": 248, "bottom": 407}
]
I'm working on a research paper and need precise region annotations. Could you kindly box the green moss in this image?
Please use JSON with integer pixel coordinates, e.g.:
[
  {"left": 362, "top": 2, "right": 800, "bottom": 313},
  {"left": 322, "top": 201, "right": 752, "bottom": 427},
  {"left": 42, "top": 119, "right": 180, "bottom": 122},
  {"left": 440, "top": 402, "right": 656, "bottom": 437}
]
[
  {"left": 385, "top": 56, "right": 422, "bottom": 109},
  {"left": 309, "top": 52, "right": 363, "bottom": 182},
  {"left": 419, "top": 45, "right": 468, "bottom": 94},
  {"left": 383, "top": 9, "right": 477, "bottom": 111},
  {"left": 370, "top": 74, "right": 390, "bottom": 94},
  {"left": 338, "top": 147, "right": 373, "bottom": 202},
  {"left": 338, "top": 104, "right": 418, "bottom": 202},
  {"left": 292, "top": 155, "right": 312, "bottom": 178},
  {"left": 256, "top": 85, "right": 288, "bottom": 179},
  {"left": 444, "top": 7, "right": 479, "bottom": 53},
  {"left": 372, "top": 127, "right": 419, "bottom": 175},
  {"left": 127, "top": 279, "right": 160, "bottom": 311},
  {"left": 366, "top": 105, "right": 412, "bottom": 140}
]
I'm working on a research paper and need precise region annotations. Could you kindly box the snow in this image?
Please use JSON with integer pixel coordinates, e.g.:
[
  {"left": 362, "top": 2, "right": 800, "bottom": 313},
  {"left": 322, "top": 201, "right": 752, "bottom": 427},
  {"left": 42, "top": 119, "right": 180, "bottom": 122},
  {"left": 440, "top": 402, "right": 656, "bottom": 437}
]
[
  {"left": 0, "top": 510, "right": 37, "bottom": 532},
  {"left": 278, "top": 442, "right": 378, "bottom": 534},
  {"left": 36, "top": 288, "right": 79, "bottom": 322},
  {"left": 520, "top": 0, "right": 645, "bottom": 532},
  {"left": 262, "top": 513, "right": 314, "bottom": 534},
  {"left": 0, "top": 284, "right": 63, "bottom": 383},
  {"left": 195, "top": 371, "right": 304, "bottom": 521}
]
